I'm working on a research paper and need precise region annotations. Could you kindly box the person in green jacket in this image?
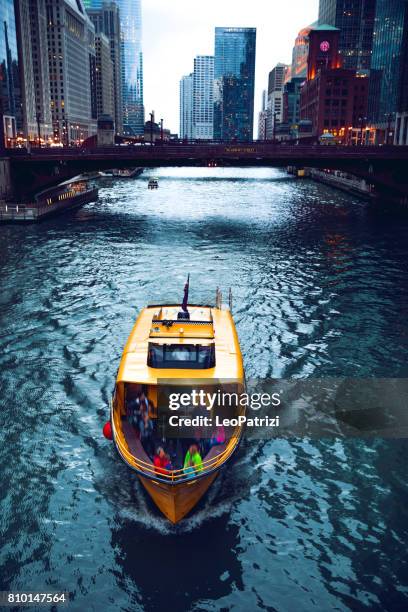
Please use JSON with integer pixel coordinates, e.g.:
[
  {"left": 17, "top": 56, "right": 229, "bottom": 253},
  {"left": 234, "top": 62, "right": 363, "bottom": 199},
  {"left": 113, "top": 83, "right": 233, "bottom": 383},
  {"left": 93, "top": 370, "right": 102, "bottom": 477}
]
[{"left": 183, "top": 444, "right": 203, "bottom": 476}]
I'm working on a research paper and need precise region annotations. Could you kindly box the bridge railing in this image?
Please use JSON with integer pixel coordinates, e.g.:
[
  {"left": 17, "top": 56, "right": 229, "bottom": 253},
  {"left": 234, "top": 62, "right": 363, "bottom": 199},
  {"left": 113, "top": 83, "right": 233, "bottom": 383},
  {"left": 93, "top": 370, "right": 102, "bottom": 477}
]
[{"left": 6, "top": 143, "right": 408, "bottom": 159}]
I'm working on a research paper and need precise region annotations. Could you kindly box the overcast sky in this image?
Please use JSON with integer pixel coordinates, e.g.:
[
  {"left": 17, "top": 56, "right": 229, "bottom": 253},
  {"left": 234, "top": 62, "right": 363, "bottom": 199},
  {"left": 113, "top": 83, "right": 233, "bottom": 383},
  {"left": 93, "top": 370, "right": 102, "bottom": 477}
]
[{"left": 143, "top": 0, "right": 319, "bottom": 134}]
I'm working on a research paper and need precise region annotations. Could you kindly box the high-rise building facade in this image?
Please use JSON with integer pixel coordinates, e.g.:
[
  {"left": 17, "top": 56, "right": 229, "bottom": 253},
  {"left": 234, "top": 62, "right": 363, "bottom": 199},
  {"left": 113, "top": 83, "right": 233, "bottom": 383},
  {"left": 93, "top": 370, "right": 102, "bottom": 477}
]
[
  {"left": 300, "top": 25, "right": 369, "bottom": 142},
  {"left": 266, "top": 63, "right": 288, "bottom": 138},
  {"left": 257, "top": 89, "right": 267, "bottom": 139},
  {"left": 95, "top": 33, "right": 114, "bottom": 118},
  {"left": 283, "top": 77, "right": 304, "bottom": 132},
  {"left": 291, "top": 23, "right": 316, "bottom": 79},
  {"left": 28, "top": 0, "right": 53, "bottom": 143},
  {"left": 318, "top": 0, "right": 376, "bottom": 70},
  {"left": 395, "top": 2, "right": 408, "bottom": 144},
  {"left": 193, "top": 55, "right": 214, "bottom": 139},
  {"left": 86, "top": 2, "right": 123, "bottom": 134},
  {"left": 85, "top": 0, "right": 144, "bottom": 135},
  {"left": 367, "top": 0, "right": 408, "bottom": 143},
  {"left": 0, "top": 0, "right": 22, "bottom": 146},
  {"left": 179, "top": 73, "right": 193, "bottom": 140},
  {"left": 214, "top": 27, "right": 256, "bottom": 141},
  {"left": 46, "top": 0, "right": 97, "bottom": 145},
  {"left": 116, "top": 0, "right": 144, "bottom": 135},
  {"left": 14, "top": 0, "right": 36, "bottom": 142}
]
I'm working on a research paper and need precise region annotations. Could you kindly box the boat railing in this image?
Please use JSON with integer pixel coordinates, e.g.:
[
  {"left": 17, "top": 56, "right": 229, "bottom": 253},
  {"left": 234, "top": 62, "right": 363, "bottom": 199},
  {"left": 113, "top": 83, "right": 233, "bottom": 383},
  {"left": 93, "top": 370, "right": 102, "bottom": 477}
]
[
  {"left": 110, "top": 403, "right": 242, "bottom": 483},
  {"left": 146, "top": 288, "right": 234, "bottom": 311},
  {"left": 215, "top": 286, "right": 232, "bottom": 312},
  {"left": 0, "top": 203, "right": 39, "bottom": 221}
]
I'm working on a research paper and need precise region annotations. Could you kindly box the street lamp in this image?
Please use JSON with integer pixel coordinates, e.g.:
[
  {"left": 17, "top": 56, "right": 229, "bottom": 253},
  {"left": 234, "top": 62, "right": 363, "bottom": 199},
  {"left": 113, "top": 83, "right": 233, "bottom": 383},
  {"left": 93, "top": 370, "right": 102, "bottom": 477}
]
[
  {"left": 160, "top": 118, "right": 164, "bottom": 141},
  {"left": 273, "top": 111, "right": 278, "bottom": 143},
  {"left": 385, "top": 113, "right": 394, "bottom": 145},
  {"left": 149, "top": 111, "right": 155, "bottom": 144},
  {"left": 63, "top": 117, "right": 69, "bottom": 147},
  {"left": 0, "top": 97, "right": 5, "bottom": 151},
  {"left": 358, "top": 116, "right": 367, "bottom": 146},
  {"left": 36, "top": 112, "right": 41, "bottom": 147}
]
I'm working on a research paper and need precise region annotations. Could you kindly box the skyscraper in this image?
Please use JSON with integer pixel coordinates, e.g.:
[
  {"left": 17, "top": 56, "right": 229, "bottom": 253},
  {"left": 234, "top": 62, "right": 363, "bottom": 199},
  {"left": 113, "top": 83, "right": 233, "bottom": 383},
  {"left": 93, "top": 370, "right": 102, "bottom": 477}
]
[
  {"left": 367, "top": 0, "right": 408, "bottom": 143},
  {"left": 283, "top": 78, "right": 304, "bottom": 133},
  {"left": 14, "top": 0, "right": 36, "bottom": 143},
  {"left": 86, "top": 2, "right": 123, "bottom": 134},
  {"left": 116, "top": 0, "right": 144, "bottom": 135},
  {"left": 27, "top": 0, "right": 53, "bottom": 143},
  {"left": 214, "top": 27, "right": 256, "bottom": 141},
  {"left": 179, "top": 73, "right": 193, "bottom": 140},
  {"left": 85, "top": 0, "right": 144, "bottom": 135},
  {"left": 257, "top": 89, "right": 267, "bottom": 140},
  {"left": 193, "top": 56, "right": 214, "bottom": 139},
  {"left": 0, "top": 0, "right": 22, "bottom": 146},
  {"left": 266, "top": 63, "right": 288, "bottom": 139},
  {"left": 46, "top": 0, "right": 97, "bottom": 145},
  {"left": 95, "top": 33, "right": 115, "bottom": 118},
  {"left": 395, "top": 2, "right": 408, "bottom": 144},
  {"left": 318, "top": 0, "right": 376, "bottom": 70},
  {"left": 291, "top": 23, "right": 316, "bottom": 79}
]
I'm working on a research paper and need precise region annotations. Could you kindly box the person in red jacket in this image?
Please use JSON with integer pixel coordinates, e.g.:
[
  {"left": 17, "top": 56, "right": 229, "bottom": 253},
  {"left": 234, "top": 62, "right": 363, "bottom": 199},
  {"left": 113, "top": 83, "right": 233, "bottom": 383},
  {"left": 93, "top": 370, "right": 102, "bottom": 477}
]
[{"left": 153, "top": 447, "right": 172, "bottom": 475}]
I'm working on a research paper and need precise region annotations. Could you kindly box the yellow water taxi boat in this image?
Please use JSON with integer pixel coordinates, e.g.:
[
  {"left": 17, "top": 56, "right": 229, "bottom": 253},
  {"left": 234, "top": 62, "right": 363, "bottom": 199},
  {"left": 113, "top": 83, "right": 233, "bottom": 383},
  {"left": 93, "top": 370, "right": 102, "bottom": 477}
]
[{"left": 107, "top": 281, "right": 245, "bottom": 523}]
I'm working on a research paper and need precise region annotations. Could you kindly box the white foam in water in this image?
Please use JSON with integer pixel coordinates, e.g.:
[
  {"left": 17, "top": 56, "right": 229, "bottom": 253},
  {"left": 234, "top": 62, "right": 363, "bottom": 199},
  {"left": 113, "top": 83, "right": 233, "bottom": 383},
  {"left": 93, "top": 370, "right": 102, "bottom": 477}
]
[{"left": 117, "top": 474, "right": 237, "bottom": 534}]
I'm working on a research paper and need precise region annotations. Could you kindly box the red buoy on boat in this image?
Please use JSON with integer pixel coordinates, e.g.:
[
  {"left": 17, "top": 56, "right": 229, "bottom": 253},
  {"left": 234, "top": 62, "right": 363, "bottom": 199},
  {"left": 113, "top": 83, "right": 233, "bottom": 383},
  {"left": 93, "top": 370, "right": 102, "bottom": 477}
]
[{"left": 103, "top": 421, "right": 113, "bottom": 440}]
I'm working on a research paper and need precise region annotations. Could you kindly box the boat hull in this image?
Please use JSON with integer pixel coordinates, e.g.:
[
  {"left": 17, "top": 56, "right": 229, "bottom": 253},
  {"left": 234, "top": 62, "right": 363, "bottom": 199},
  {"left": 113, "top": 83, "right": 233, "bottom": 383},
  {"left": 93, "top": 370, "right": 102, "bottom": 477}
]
[{"left": 138, "top": 471, "right": 218, "bottom": 523}]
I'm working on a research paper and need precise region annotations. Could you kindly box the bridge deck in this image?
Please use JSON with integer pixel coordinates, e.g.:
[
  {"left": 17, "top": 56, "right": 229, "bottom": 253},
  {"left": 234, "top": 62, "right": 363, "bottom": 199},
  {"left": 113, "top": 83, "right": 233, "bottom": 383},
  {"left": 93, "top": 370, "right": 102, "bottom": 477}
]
[{"left": 5, "top": 143, "right": 408, "bottom": 200}]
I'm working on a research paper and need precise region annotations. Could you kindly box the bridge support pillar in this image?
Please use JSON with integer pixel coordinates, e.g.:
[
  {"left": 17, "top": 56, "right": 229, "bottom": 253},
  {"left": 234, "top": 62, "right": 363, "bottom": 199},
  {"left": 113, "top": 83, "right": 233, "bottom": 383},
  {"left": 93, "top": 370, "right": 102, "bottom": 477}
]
[{"left": 0, "top": 157, "right": 13, "bottom": 200}]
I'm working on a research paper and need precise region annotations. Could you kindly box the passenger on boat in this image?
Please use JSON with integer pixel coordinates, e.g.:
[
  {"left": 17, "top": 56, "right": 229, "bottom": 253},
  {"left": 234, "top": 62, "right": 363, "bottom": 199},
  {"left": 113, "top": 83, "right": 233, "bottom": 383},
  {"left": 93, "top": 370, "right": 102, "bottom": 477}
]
[
  {"left": 183, "top": 444, "right": 203, "bottom": 475},
  {"left": 139, "top": 411, "right": 154, "bottom": 455},
  {"left": 210, "top": 424, "right": 225, "bottom": 447},
  {"left": 147, "top": 398, "right": 156, "bottom": 418},
  {"left": 153, "top": 447, "right": 172, "bottom": 475},
  {"left": 137, "top": 391, "right": 149, "bottom": 416},
  {"left": 127, "top": 396, "right": 140, "bottom": 425},
  {"left": 127, "top": 390, "right": 149, "bottom": 428}
]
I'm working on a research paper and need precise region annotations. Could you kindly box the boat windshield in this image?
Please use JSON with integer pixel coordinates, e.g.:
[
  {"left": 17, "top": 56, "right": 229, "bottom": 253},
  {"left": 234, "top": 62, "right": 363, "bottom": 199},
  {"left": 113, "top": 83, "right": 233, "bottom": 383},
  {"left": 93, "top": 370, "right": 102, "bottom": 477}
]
[{"left": 147, "top": 342, "right": 215, "bottom": 369}]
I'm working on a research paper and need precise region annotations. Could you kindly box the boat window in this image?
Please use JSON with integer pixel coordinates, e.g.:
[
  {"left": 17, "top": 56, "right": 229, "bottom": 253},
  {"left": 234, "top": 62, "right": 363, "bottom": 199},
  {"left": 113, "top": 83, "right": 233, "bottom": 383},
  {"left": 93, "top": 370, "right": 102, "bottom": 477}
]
[{"left": 147, "top": 342, "right": 215, "bottom": 369}]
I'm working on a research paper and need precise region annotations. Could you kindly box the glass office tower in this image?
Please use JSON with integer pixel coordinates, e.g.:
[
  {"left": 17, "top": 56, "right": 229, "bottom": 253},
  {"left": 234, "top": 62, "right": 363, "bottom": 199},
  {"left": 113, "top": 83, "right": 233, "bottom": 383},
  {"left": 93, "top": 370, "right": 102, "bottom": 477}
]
[
  {"left": 367, "top": 0, "right": 408, "bottom": 125},
  {"left": 214, "top": 27, "right": 256, "bottom": 141},
  {"left": 0, "top": 0, "right": 22, "bottom": 145},
  {"left": 85, "top": 0, "right": 144, "bottom": 135},
  {"left": 318, "top": 0, "right": 376, "bottom": 70}
]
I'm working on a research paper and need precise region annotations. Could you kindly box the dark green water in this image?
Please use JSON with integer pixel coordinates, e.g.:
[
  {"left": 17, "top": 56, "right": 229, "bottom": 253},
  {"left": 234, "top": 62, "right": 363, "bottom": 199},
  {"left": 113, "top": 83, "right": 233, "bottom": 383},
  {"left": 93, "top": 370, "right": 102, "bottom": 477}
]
[{"left": 0, "top": 168, "right": 407, "bottom": 611}]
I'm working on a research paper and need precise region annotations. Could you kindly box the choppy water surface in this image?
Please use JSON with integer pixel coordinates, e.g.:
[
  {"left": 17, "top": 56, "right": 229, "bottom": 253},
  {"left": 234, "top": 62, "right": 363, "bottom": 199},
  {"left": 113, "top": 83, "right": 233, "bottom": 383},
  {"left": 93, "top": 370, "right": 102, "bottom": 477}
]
[{"left": 1, "top": 168, "right": 408, "bottom": 611}]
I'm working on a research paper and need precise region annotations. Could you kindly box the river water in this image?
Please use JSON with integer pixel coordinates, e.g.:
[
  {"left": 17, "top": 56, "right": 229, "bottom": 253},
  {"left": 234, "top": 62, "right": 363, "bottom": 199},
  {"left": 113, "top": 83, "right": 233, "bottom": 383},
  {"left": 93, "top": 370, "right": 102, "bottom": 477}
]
[{"left": 0, "top": 168, "right": 407, "bottom": 611}]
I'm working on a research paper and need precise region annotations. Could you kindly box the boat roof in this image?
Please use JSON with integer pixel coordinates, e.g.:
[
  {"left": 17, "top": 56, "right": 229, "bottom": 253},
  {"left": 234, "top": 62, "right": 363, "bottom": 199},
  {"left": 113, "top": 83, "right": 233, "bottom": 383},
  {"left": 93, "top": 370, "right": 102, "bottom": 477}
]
[
  {"left": 149, "top": 305, "right": 214, "bottom": 340},
  {"left": 117, "top": 304, "right": 244, "bottom": 384}
]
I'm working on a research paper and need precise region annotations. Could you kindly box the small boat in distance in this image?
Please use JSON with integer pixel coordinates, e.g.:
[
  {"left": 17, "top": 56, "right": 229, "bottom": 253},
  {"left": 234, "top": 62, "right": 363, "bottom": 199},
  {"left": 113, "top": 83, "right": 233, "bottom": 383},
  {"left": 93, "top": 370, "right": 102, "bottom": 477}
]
[
  {"left": 148, "top": 177, "right": 159, "bottom": 189},
  {"left": 111, "top": 167, "right": 144, "bottom": 179},
  {"left": 106, "top": 279, "right": 245, "bottom": 523}
]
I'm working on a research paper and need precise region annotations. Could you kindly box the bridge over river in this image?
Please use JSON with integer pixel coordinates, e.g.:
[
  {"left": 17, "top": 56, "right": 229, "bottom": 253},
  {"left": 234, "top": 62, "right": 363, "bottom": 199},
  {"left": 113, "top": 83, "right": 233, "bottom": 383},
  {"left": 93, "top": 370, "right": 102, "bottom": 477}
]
[{"left": 5, "top": 142, "right": 408, "bottom": 199}]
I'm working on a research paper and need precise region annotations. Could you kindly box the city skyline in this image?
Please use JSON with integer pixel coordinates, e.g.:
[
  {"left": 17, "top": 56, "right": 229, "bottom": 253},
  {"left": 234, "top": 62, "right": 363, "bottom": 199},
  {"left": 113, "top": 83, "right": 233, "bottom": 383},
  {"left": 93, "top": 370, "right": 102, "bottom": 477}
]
[
  {"left": 143, "top": 0, "right": 319, "bottom": 134},
  {"left": 2, "top": 0, "right": 407, "bottom": 146}
]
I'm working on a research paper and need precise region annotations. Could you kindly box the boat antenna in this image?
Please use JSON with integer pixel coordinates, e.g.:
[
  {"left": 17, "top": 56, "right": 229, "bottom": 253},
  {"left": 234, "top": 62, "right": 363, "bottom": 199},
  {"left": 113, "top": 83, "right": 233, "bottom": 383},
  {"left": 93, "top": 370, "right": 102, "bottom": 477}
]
[{"left": 178, "top": 274, "right": 190, "bottom": 320}]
